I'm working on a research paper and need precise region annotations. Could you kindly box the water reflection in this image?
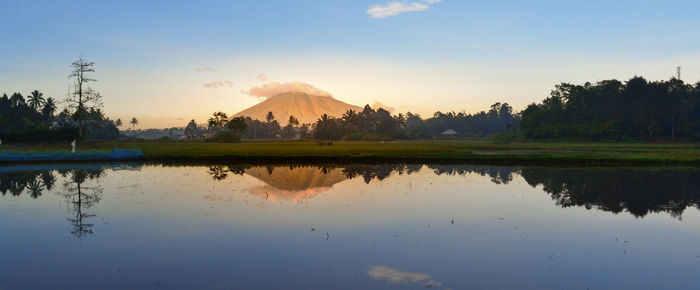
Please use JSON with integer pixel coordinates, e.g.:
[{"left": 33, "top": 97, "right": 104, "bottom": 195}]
[
  {"left": 206, "top": 164, "right": 700, "bottom": 218},
  {"left": 246, "top": 166, "right": 347, "bottom": 202},
  {"left": 367, "top": 266, "right": 442, "bottom": 288},
  {"left": 2, "top": 163, "right": 700, "bottom": 288},
  {"left": 2, "top": 164, "right": 699, "bottom": 222},
  {"left": 59, "top": 168, "right": 105, "bottom": 238},
  {"left": 520, "top": 167, "right": 700, "bottom": 219},
  {"left": 206, "top": 164, "right": 417, "bottom": 202},
  {"left": 0, "top": 164, "right": 142, "bottom": 238}
]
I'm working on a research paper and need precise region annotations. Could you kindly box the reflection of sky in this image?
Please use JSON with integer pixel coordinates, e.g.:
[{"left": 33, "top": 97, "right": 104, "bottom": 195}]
[{"left": 1, "top": 165, "right": 700, "bottom": 289}]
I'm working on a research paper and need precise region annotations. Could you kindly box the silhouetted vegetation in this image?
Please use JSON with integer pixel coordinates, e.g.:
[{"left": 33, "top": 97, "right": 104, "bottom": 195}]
[
  {"left": 0, "top": 58, "right": 120, "bottom": 143},
  {"left": 312, "top": 103, "right": 519, "bottom": 141},
  {"left": 206, "top": 112, "right": 247, "bottom": 142},
  {"left": 521, "top": 77, "right": 700, "bottom": 140}
]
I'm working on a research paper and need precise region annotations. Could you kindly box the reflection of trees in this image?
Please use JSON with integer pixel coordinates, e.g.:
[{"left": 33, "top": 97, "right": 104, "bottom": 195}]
[
  {"left": 59, "top": 169, "right": 105, "bottom": 238},
  {"left": 427, "top": 165, "right": 518, "bottom": 184},
  {"left": 0, "top": 170, "right": 57, "bottom": 198},
  {"left": 207, "top": 164, "right": 420, "bottom": 185},
  {"left": 0, "top": 164, "right": 145, "bottom": 238},
  {"left": 520, "top": 168, "right": 700, "bottom": 219},
  {"left": 207, "top": 165, "right": 249, "bottom": 180},
  {"left": 0, "top": 166, "right": 112, "bottom": 237},
  {"left": 342, "top": 165, "right": 409, "bottom": 183},
  {"left": 202, "top": 164, "right": 700, "bottom": 218}
]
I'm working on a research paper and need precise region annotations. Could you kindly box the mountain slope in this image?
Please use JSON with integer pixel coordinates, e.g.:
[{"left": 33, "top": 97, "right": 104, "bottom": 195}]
[{"left": 234, "top": 92, "right": 362, "bottom": 124}]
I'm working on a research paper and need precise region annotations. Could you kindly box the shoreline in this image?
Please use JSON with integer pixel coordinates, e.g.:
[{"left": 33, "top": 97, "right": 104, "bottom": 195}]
[{"left": 0, "top": 140, "right": 697, "bottom": 166}]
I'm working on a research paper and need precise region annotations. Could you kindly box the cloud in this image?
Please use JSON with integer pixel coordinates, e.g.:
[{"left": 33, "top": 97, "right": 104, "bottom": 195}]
[
  {"left": 371, "top": 101, "right": 395, "bottom": 112},
  {"left": 366, "top": 0, "right": 441, "bottom": 19},
  {"left": 245, "top": 81, "right": 332, "bottom": 98},
  {"left": 195, "top": 66, "right": 217, "bottom": 72},
  {"left": 202, "top": 80, "right": 234, "bottom": 88},
  {"left": 257, "top": 73, "right": 268, "bottom": 81},
  {"left": 367, "top": 266, "right": 442, "bottom": 287}
]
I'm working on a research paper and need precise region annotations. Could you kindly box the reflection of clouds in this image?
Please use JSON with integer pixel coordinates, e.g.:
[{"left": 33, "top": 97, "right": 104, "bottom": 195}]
[{"left": 367, "top": 265, "right": 442, "bottom": 287}]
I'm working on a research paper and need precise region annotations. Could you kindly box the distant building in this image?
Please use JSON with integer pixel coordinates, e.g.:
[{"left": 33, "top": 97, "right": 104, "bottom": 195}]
[{"left": 440, "top": 129, "right": 459, "bottom": 136}]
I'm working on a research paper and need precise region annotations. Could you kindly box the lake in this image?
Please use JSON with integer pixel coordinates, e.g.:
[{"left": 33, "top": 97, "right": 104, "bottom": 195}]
[{"left": 1, "top": 163, "right": 699, "bottom": 289}]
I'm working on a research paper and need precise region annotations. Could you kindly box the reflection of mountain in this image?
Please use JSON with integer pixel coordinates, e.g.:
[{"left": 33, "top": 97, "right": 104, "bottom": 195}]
[
  {"left": 210, "top": 164, "right": 700, "bottom": 218},
  {"left": 245, "top": 166, "right": 348, "bottom": 202}
]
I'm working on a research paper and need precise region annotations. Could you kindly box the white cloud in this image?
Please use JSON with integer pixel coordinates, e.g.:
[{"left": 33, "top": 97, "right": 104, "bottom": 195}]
[
  {"left": 372, "top": 101, "right": 395, "bottom": 112},
  {"left": 257, "top": 73, "right": 268, "bottom": 81},
  {"left": 366, "top": 0, "right": 441, "bottom": 19},
  {"left": 245, "top": 81, "right": 332, "bottom": 98},
  {"left": 367, "top": 266, "right": 442, "bottom": 287},
  {"left": 202, "top": 80, "right": 234, "bottom": 88}
]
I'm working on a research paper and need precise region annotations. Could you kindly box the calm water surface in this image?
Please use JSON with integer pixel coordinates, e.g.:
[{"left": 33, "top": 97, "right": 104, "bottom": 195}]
[{"left": 1, "top": 163, "right": 699, "bottom": 289}]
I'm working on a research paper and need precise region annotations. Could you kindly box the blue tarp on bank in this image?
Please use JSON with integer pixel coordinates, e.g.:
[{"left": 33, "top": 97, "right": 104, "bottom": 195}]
[{"left": 0, "top": 148, "right": 143, "bottom": 162}]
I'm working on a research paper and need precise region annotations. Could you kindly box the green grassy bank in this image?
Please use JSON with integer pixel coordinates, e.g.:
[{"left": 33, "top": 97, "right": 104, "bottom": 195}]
[{"left": 5, "top": 140, "right": 699, "bottom": 165}]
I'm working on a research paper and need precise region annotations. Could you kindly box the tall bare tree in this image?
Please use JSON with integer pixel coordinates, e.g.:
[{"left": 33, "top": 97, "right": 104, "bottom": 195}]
[{"left": 67, "top": 57, "right": 102, "bottom": 137}]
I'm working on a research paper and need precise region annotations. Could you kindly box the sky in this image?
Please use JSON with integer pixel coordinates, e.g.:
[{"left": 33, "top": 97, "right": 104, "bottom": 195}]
[{"left": 1, "top": 0, "right": 699, "bottom": 128}]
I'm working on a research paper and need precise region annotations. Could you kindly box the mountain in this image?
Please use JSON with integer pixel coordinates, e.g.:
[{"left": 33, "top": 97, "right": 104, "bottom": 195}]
[{"left": 234, "top": 92, "right": 362, "bottom": 124}]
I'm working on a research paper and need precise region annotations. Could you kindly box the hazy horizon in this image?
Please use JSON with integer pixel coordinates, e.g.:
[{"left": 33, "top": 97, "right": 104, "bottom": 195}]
[{"left": 2, "top": 0, "right": 699, "bottom": 128}]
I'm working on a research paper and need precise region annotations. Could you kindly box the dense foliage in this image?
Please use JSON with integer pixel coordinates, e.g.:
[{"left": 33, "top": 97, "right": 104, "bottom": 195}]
[
  {"left": 521, "top": 77, "right": 700, "bottom": 140},
  {"left": 0, "top": 91, "right": 119, "bottom": 143},
  {"left": 311, "top": 103, "right": 519, "bottom": 140}
]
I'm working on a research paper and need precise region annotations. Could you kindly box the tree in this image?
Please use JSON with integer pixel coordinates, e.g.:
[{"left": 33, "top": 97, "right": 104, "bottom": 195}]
[
  {"left": 9, "top": 93, "right": 25, "bottom": 108},
  {"left": 115, "top": 118, "right": 122, "bottom": 128},
  {"left": 314, "top": 114, "right": 340, "bottom": 140},
  {"left": 341, "top": 109, "right": 361, "bottom": 135},
  {"left": 208, "top": 112, "right": 228, "bottom": 137},
  {"left": 282, "top": 115, "right": 300, "bottom": 138},
  {"left": 265, "top": 111, "right": 275, "bottom": 123},
  {"left": 41, "top": 97, "right": 57, "bottom": 121},
  {"left": 287, "top": 115, "right": 299, "bottom": 127},
  {"left": 185, "top": 119, "right": 198, "bottom": 138},
  {"left": 226, "top": 116, "right": 247, "bottom": 141},
  {"left": 27, "top": 90, "right": 45, "bottom": 110},
  {"left": 130, "top": 117, "right": 138, "bottom": 132},
  {"left": 67, "top": 57, "right": 102, "bottom": 137}
]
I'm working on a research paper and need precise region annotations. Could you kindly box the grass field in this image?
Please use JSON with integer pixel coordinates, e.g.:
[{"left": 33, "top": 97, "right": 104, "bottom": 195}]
[{"left": 6, "top": 140, "right": 699, "bottom": 165}]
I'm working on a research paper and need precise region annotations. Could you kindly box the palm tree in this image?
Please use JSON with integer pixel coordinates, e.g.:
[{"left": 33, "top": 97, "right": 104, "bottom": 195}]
[
  {"left": 26, "top": 179, "right": 45, "bottom": 199},
  {"left": 27, "top": 90, "right": 45, "bottom": 110},
  {"left": 342, "top": 109, "right": 357, "bottom": 125},
  {"left": 342, "top": 109, "right": 360, "bottom": 134},
  {"left": 287, "top": 115, "right": 299, "bottom": 127},
  {"left": 265, "top": 111, "right": 275, "bottom": 123},
  {"left": 130, "top": 117, "right": 138, "bottom": 136},
  {"left": 115, "top": 118, "right": 122, "bottom": 128},
  {"left": 42, "top": 97, "right": 57, "bottom": 120},
  {"left": 395, "top": 113, "right": 406, "bottom": 126},
  {"left": 40, "top": 171, "right": 57, "bottom": 191}
]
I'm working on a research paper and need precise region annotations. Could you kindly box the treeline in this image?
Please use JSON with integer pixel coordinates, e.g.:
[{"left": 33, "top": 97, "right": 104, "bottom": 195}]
[
  {"left": 521, "top": 77, "right": 700, "bottom": 140},
  {"left": 0, "top": 91, "right": 119, "bottom": 142},
  {"left": 314, "top": 103, "right": 519, "bottom": 140},
  {"left": 195, "top": 102, "right": 519, "bottom": 142}
]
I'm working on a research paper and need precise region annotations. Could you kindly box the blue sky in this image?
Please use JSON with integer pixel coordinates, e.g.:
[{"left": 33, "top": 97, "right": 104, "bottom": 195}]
[{"left": 1, "top": 0, "right": 699, "bottom": 127}]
